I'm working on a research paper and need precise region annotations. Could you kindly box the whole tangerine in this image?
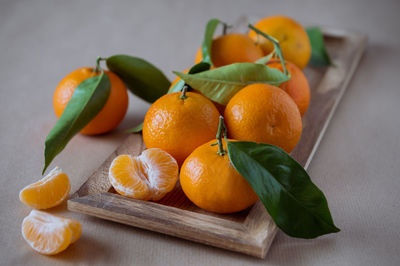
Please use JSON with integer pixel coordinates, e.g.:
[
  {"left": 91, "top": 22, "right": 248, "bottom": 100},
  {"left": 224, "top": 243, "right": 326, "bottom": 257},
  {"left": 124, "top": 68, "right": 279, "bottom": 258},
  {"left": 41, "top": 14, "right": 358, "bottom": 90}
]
[
  {"left": 180, "top": 139, "right": 258, "bottom": 213},
  {"left": 142, "top": 89, "right": 220, "bottom": 165},
  {"left": 248, "top": 15, "right": 311, "bottom": 69},
  {"left": 224, "top": 83, "right": 302, "bottom": 153},
  {"left": 53, "top": 67, "right": 128, "bottom": 135},
  {"left": 267, "top": 59, "right": 310, "bottom": 115},
  {"left": 195, "top": 33, "right": 263, "bottom": 67}
]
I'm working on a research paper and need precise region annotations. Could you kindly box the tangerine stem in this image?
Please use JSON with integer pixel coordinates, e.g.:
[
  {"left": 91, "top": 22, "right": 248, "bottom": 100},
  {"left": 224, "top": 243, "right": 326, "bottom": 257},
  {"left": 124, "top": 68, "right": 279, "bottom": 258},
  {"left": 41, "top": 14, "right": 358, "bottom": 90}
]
[
  {"left": 180, "top": 85, "right": 188, "bottom": 100},
  {"left": 216, "top": 116, "right": 227, "bottom": 156},
  {"left": 222, "top": 22, "right": 231, "bottom": 35},
  {"left": 94, "top": 56, "right": 107, "bottom": 73},
  {"left": 248, "top": 24, "right": 289, "bottom": 76}
]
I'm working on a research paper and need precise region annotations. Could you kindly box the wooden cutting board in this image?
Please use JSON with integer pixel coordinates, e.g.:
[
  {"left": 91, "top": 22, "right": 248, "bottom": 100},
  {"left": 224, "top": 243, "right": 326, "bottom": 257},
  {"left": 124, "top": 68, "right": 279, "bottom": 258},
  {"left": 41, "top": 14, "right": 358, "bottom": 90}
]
[{"left": 68, "top": 26, "right": 367, "bottom": 258}]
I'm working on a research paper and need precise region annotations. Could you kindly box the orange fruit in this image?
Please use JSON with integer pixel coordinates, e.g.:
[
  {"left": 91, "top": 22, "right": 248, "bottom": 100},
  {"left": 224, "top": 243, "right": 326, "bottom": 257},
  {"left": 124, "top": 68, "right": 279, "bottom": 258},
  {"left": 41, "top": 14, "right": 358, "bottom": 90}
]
[
  {"left": 180, "top": 139, "right": 258, "bottom": 213},
  {"left": 53, "top": 67, "right": 129, "bottom": 135},
  {"left": 109, "top": 148, "right": 179, "bottom": 201},
  {"left": 194, "top": 33, "right": 263, "bottom": 67},
  {"left": 143, "top": 91, "right": 220, "bottom": 165},
  {"left": 224, "top": 83, "right": 302, "bottom": 153},
  {"left": 19, "top": 167, "right": 70, "bottom": 209},
  {"left": 267, "top": 59, "right": 310, "bottom": 115},
  {"left": 22, "top": 210, "right": 81, "bottom": 255},
  {"left": 248, "top": 15, "right": 311, "bottom": 69}
]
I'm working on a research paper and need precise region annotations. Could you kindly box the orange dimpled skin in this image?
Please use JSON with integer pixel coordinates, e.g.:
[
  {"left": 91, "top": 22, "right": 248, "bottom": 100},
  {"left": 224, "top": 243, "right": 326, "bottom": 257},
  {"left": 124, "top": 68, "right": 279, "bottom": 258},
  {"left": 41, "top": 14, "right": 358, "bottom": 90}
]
[
  {"left": 53, "top": 67, "right": 129, "bottom": 135},
  {"left": 143, "top": 92, "right": 220, "bottom": 165},
  {"left": 267, "top": 59, "right": 310, "bottom": 115},
  {"left": 224, "top": 83, "right": 302, "bottom": 153},
  {"left": 248, "top": 15, "right": 311, "bottom": 69},
  {"left": 194, "top": 33, "right": 263, "bottom": 67},
  {"left": 180, "top": 139, "right": 258, "bottom": 214}
]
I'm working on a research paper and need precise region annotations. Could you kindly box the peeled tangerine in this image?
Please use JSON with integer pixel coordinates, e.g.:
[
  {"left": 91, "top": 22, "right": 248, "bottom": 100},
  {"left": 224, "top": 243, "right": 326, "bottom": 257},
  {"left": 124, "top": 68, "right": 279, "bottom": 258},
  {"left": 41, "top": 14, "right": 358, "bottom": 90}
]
[
  {"left": 19, "top": 167, "right": 70, "bottom": 209},
  {"left": 109, "top": 148, "right": 179, "bottom": 201},
  {"left": 22, "top": 210, "right": 81, "bottom": 255}
]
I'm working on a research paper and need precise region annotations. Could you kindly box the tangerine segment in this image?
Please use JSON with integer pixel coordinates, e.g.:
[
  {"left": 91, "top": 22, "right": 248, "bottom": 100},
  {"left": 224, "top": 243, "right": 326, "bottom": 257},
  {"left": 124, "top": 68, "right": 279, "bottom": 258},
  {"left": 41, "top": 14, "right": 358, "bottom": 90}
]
[
  {"left": 68, "top": 219, "right": 82, "bottom": 243},
  {"left": 19, "top": 167, "right": 70, "bottom": 209},
  {"left": 22, "top": 210, "right": 81, "bottom": 255},
  {"left": 109, "top": 148, "right": 178, "bottom": 201}
]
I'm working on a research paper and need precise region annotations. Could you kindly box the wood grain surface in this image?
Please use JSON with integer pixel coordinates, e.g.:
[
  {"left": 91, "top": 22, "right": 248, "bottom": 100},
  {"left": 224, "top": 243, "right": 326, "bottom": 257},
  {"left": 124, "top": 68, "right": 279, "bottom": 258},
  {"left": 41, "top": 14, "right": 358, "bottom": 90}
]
[{"left": 68, "top": 27, "right": 367, "bottom": 258}]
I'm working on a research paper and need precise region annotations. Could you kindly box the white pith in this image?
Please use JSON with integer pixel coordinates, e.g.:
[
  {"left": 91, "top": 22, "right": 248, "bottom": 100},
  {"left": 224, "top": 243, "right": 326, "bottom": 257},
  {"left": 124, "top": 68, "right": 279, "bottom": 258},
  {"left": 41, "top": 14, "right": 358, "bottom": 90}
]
[{"left": 21, "top": 210, "right": 72, "bottom": 254}]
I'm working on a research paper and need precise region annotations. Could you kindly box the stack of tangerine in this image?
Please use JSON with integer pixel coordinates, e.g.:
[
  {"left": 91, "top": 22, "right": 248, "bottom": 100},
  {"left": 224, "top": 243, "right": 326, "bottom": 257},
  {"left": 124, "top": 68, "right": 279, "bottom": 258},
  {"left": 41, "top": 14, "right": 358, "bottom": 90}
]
[{"left": 109, "top": 15, "right": 311, "bottom": 213}]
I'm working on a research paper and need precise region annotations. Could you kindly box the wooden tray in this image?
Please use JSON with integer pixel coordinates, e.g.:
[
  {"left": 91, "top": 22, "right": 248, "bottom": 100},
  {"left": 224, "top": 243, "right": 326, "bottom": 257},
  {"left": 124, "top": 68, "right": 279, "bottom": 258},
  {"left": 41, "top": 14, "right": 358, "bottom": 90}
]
[{"left": 68, "top": 27, "right": 367, "bottom": 258}]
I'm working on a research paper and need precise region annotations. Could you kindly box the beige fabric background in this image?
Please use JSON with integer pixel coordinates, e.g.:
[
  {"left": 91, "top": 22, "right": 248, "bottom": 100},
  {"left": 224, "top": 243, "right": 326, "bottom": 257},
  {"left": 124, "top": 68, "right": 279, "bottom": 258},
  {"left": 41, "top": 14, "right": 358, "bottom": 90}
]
[{"left": 1, "top": 0, "right": 399, "bottom": 265}]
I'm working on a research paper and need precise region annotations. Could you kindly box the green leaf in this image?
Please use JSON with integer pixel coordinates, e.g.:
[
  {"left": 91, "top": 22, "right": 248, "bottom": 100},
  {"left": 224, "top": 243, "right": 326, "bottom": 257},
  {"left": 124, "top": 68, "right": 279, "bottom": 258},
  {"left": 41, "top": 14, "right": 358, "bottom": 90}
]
[
  {"left": 174, "top": 63, "right": 289, "bottom": 105},
  {"left": 227, "top": 141, "right": 340, "bottom": 238},
  {"left": 255, "top": 52, "right": 274, "bottom": 65},
  {"left": 201, "top": 18, "right": 221, "bottom": 66},
  {"left": 43, "top": 72, "right": 111, "bottom": 174},
  {"left": 306, "top": 27, "right": 332, "bottom": 67},
  {"left": 168, "top": 62, "right": 211, "bottom": 94},
  {"left": 188, "top": 62, "right": 211, "bottom": 74},
  {"left": 126, "top": 122, "right": 143, "bottom": 133},
  {"left": 106, "top": 55, "right": 170, "bottom": 103}
]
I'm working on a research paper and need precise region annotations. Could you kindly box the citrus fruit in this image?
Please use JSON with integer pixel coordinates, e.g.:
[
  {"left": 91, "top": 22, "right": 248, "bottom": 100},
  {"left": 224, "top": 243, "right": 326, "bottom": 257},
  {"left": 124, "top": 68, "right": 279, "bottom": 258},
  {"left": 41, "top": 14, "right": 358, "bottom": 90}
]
[
  {"left": 21, "top": 210, "right": 81, "bottom": 255},
  {"left": 267, "top": 59, "right": 310, "bottom": 115},
  {"left": 248, "top": 15, "right": 311, "bottom": 69},
  {"left": 109, "top": 148, "right": 179, "bottom": 201},
  {"left": 53, "top": 67, "right": 129, "bottom": 135},
  {"left": 194, "top": 33, "right": 263, "bottom": 67},
  {"left": 143, "top": 91, "right": 220, "bottom": 165},
  {"left": 224, "top": 83, "right": 302, "bottom": 153},
  {"left": 180, "top": 139, "right": 258, "bottom": 213},
  {"left": 19, "top": 167, "right": 70, "bottom": 209}
]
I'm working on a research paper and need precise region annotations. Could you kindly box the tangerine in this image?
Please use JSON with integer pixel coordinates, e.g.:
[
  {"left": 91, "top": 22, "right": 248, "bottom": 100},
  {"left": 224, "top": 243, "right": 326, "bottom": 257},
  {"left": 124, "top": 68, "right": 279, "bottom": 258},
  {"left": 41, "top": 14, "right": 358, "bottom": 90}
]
[
  {"left": 143, "top": 90, "right": 220, "bottom": 165},
  {"left": 224, "top": 83, "right": 302, "bottom": 153},
  {"left": 248, "top": 15, "right": 311, "bottom": 69},
  {"left": 109, "top": 148, "right": 178, "bottom": 201},
  {"left": 180, "top": 139, "right": 258, "bottom": 213},
  {"left": 267, "top": 59, "right": 310, "bottom": 115},
  {"left": 194, "top": 33, "right": 263, "bottom": 67},
  {"left": 53, "top": 67, "right": 128, "bottom": 135}
]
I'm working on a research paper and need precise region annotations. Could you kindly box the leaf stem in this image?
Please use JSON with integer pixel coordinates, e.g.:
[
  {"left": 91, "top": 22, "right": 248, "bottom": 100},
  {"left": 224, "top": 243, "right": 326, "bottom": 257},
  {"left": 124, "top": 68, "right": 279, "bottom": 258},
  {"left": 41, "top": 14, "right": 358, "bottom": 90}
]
[
  {"left": 248, "top": 24, "right": 289, "bottom": 76},
  {"left": 216, "top": 116, "right": 227, "bottom": 156},
  {"left": 180, "top": 85, "right": 188, "bottom": 100}
]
